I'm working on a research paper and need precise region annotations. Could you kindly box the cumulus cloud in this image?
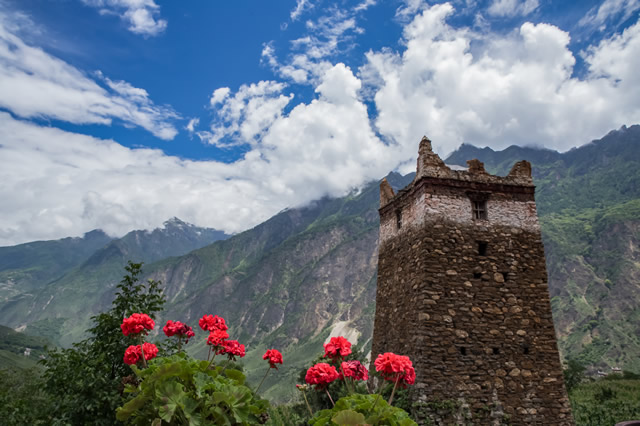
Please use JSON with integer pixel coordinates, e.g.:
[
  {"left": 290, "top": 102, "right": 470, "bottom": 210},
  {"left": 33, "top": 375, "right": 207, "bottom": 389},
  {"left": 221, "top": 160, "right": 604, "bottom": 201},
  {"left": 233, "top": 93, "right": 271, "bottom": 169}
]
[
  {"left": 82, "top": 0, "right": 167, "bottom": 36},
  {"left": 0, "top": 63, "right": 398, "bottom": 245},
  {"left": 0, "top": 12, "right": 179, "bottom": 139},
  {"left": 361, "top": 3, "right": 640, "bottom": 155},
  {"left": 197, "top": 81, "right": 294, "bottom": 147},
  {"left": 487, "top": 0, "right": 539, "bottom": 17},
  {"left": 3, "top": 1, "right": 640, "bottom": 246}
]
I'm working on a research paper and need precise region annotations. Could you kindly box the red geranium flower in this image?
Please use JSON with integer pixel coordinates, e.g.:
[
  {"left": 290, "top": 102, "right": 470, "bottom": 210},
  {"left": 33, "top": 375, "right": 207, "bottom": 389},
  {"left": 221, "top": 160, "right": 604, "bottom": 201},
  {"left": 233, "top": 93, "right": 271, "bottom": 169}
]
[
  {"left": 163, "top": 320, "right": 195, "bottom": 343},
  {"left": 263, "top": 349, "right": 283, "bottom": 369},
  {"left": 216, "top": 339, "right": 246, "bottom": 360},
  {"left": 121, "top": 313, "right": 155, "bottom": 336},
  {"left": 206, "top": 329, "right": 229, "bottom": 346},
  {"left": 340, "top": 360, "right": 369, "bottom": 381},
  {"left": 374, "top": 352, "right": 415, "bottom": 386},
  {"left": 305, "top": 363, "right": 340, "bottom": 389},
  {"left": 123, "top": 342, "right": 159, "bottom": 365},
  {"left": 123, "top": 345, "right": 140, "bottom": 365},
  {"left": 323, "top": 336, "right": 352, "bottom": 360},
  {"left": 198, "top": 314, "right": 228, "bottom": 332}
]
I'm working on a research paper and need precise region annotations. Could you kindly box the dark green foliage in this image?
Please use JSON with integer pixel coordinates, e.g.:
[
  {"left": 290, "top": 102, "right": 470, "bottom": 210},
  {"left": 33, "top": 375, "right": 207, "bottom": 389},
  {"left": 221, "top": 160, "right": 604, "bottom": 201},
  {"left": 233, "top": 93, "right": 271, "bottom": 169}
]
[
  {"left": 570, "top": 378, "right": 640, "bottom": 426},
  {"left": 39, "top": 261, "right": 166, "bottom": 424},
  {"left": 310, "top": 394, "right": 417, "bottom": 426},
  {"left": 117, "top": 354, "right": 269, "bottom": 425},
  {"left": 266, "top": 403, "right": 310, "bottom": 425},
  {"left": 0, "top": 368, "right": 54, "bottom": 425},
  {"left": 563, "top": 359, "right": 586, "bottom": 392}
]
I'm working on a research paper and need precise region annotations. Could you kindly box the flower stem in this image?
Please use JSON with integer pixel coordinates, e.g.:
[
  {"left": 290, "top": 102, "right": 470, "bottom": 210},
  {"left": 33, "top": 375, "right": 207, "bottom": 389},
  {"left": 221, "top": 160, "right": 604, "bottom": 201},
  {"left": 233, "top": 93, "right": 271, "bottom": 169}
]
[
  {"left": 366, "top": 378, "right": 385, "bottom": 418},
  {"left": 388, "top": 373, "right": 401, "bottom": 406},
  {"left": 339, "top": 363, "right": 353, "bottom": 394},
  {"left": 254, "top": 367, "right": 271, "bottom": 394},
  {"left": 301, "top": 389, "right": 313, "bottom": 417},
  {"left": 325, "top": 388, "right": 335, "bottom": 407},
  {"left": 138, "top": 335, "right": 148, "bottom": 369}
]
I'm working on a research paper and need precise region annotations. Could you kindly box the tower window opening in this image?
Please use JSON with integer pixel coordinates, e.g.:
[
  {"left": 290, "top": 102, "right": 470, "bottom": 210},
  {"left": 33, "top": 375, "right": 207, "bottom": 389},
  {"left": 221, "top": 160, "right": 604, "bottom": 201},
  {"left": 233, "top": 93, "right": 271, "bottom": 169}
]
[
  {"left": 478, "top": 241, "right": 488, "bottom": 256},
  {"left": 459, "top": 347, "right": 467, "bottom": 356},
  {"left": 492, "top": 347, "right": 500, "bottom": 355},
  {"left": 523, "top": 345, "right": 530, "bottom": 355},
  {"left": 472, "top": 200, "right": 487, "bottom": 220},
  {"left": 396, "top": 209, "right": 403, "bottom": 229},
  {"left": 473, "top": 272, "right": 482, "bottom": 279}
]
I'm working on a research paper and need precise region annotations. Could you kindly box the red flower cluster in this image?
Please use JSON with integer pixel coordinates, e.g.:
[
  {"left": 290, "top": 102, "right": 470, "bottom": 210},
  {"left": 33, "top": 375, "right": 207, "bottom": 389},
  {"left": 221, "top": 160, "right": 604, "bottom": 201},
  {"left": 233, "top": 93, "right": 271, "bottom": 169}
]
[
  {"left": 323, "top": 336, "right": 352, "bottom": 360},
  {"left": 163, "top": 320, "right": 195, "bottom": 343},
  {"left": 199, "top": 314, "right": 228, "bottom": 332},
  {"left": 121, "top": 313, "right": 155, "bottom": 336},
  {"left": 374, "top": 352, "right": 416, "bottom": 386},
  {"left": 263, "top": 349, "right": 283, "bottom": 369},
  {"left": 305, "top": 363, "right": 340, "bottom": 389},
  {"left": 206, "top": 329, "right": 229, "bottom": 346},
  {"left": 340, "top": 360, "right": 369, "bottom": 381},
  {"left": 123, "top": 342, "right": 159, "bottom": 365},
  {"left": 216, "top": 340, "right": 246, "bottom": 359}
]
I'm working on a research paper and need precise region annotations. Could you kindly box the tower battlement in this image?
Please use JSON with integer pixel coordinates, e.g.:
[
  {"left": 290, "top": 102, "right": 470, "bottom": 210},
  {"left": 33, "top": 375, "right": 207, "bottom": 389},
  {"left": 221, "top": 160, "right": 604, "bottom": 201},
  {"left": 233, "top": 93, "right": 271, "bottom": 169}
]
[
  {"left": 379, "top": 137, "right": 539, "bottom": 245},
  {"left": 371, "top": 137, "right": 573, "bottom": 425}
]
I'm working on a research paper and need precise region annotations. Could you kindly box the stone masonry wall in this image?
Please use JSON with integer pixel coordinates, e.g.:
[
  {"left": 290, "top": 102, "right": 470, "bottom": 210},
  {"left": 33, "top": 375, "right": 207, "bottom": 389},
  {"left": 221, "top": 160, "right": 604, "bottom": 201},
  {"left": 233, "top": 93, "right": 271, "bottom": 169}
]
[
  {"left": 371, "top": 137, "right": 573, "bottom": 425},
  {"left": 379, "top": 178, "right": 540, "bottom": 244},
  {"left": 373, "top": 221, "right": 573, "bottom": 424}
]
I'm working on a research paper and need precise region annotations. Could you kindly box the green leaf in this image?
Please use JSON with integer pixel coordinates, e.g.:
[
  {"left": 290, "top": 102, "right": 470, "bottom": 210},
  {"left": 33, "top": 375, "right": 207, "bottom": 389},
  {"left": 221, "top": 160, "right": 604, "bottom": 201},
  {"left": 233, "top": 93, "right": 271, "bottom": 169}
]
[
  {"left": 224, "top": 368, "right": 246, "bottom": 385},
  {"left": 156, "top": 380, "right": 187, "bottom": 422},
  {"left": 116, "top": 394, "right": 149, "bottom": 421},
  {"left": 332, "top": 409, "right": 366, "bottom": 425}
]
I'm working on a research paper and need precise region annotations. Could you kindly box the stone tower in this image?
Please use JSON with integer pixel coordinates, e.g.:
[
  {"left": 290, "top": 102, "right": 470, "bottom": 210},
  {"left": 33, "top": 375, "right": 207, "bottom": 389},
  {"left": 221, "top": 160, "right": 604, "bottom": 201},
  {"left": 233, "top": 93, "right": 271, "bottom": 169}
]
[{"left": 371, "top": 137, "right": 573, "bottom": 425}]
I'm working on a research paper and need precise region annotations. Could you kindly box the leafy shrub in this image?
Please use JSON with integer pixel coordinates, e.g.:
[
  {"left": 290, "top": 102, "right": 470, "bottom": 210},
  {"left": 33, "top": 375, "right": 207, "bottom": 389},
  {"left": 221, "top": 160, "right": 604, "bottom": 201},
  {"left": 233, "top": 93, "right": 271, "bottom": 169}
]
[
  {"left": 117, "top": 354, "right": 269, "bottom": 424},
  {"left": 310, "top": 394, "right": 416, "bottom": 426}
]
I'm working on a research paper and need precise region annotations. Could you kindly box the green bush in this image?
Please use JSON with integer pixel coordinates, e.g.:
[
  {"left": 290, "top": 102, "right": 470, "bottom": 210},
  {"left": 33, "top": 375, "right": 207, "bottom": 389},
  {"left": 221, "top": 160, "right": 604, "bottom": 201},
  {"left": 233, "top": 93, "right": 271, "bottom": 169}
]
[
  {"left": 117, "top": 354, "right": 269, "bottom": 424},
  {"left": 310, "top": 393, "right": 416, "bottom": 426}
]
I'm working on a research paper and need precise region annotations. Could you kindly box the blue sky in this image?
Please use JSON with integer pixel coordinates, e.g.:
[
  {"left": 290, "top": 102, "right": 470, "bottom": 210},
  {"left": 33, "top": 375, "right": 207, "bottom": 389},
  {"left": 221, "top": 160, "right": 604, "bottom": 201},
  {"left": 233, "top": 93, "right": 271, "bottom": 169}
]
[{"left": 1, "top": 0, "right": 639, "bottom": 245}]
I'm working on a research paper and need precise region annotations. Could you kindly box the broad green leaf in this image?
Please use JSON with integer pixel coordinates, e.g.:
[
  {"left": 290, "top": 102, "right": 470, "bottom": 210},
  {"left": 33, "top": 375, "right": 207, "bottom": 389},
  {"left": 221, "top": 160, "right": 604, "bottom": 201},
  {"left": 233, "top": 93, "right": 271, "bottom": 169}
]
[
  {"left": 116, "top": 395, "right": 149, "bottom": 421},
  {"left": 156, "top": 380, "right": 186, "bottom": 422},
  {"left": 332, "top": 409, "right": 366, "bottom": 425},
  {"left": 224, "top": 368, "right": 246, "bottom": 385}
]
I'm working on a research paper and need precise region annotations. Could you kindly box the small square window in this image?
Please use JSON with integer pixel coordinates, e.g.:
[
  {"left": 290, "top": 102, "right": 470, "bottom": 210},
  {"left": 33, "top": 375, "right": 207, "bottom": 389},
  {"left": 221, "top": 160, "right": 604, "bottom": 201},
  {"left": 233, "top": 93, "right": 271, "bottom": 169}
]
[
  {"left": 478, "top": 241, "right": 488, "bottom": 256},
  {"left": 472, "top": 200, "right": 487, "bottom": 220}
]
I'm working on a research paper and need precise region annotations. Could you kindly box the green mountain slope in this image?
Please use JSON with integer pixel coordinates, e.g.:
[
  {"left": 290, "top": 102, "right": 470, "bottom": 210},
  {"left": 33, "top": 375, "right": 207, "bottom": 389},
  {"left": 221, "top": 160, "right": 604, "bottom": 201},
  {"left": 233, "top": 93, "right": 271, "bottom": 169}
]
[
  {"left": 1, "top": 126, "right": 639, "bottom": 397},
  {"left": 0, "top": 324, "right": 51, "bottom": 369},
  {"left": 0, "top": 219, "right": 229, "bottom": 345},
  {"left": 0, "top": 230, "right": 113, "bottom": 303}
]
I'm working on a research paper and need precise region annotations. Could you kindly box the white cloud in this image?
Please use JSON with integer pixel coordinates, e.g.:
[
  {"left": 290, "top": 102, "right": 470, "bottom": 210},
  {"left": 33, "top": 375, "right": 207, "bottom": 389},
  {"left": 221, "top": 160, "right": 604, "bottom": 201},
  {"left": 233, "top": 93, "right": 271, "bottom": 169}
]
[
  {"left": 0, "top": 62, "right": 398, "bottom": 245},
  {"left": 3, "top": 1, "right": 640, "bottom": 247},
  {"left": 354, "top": 0, "right": 377, "bottom": 12},
  {"left": 291, "top": 0, "right": 313, "bottom": 21},
  {"left": 185, "top": 118, "right": 199, "bottom": 133},
  {"left": 487, "top": 0, "right": 539, "bottom": 17},
  {"left": 0, "top": 13, "right": 179, "bottom": 139},
  {"left": 198, "top": 81, "right": 294, "bottom": 147},
  {"left": 361, "top": 3, "right": 640, "bottom": 155},
  {"left": 579, "top": 0, "right": 640, "bottom": 30},
  {"left": 82, "top": 0, "right": 167, "bottom": 36},
  {"left": 264, "top": 7, "right": 365, "bottom": 85}
]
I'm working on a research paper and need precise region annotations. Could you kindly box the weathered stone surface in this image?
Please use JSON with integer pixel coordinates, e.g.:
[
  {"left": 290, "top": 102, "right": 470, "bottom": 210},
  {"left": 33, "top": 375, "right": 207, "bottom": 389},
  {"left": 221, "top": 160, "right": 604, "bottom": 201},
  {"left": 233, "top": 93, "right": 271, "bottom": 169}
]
[{"left": 371, "top": 138, "right": 573, "bottom": 425}]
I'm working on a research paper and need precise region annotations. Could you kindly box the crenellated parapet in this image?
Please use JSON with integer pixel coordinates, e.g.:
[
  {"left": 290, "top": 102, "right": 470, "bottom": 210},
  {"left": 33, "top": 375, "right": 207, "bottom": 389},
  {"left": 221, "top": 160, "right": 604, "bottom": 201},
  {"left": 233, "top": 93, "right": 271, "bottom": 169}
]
[{"left": 379, "top": 137, "right": 538, "bottom": 244}]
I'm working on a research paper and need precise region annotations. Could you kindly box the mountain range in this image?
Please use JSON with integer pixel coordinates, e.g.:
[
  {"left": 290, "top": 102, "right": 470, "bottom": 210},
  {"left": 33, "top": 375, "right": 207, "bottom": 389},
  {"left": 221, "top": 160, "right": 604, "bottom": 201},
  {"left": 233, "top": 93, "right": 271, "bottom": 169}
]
[{"left": 1, "top": 125, "right": 639, "bottom": 400}]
